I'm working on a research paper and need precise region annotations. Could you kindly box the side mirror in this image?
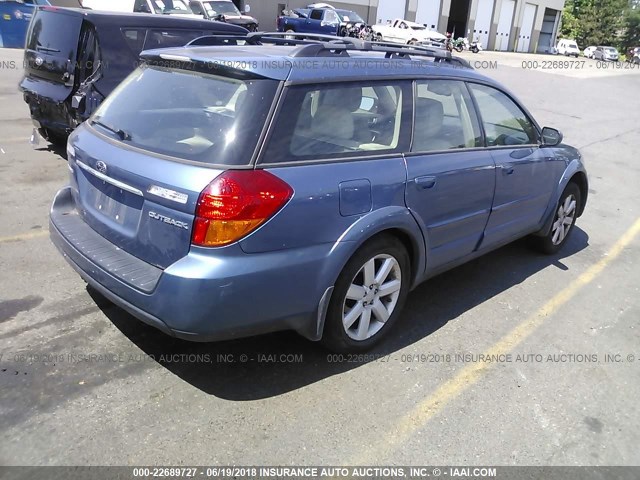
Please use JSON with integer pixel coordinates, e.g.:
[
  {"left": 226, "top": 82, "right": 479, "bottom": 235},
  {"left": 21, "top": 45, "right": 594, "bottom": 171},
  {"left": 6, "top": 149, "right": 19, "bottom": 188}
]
[
  {"left": 541, "top": 127, "right": 563, "bottom": 147},
  {"left": 244, "top": 5, "right": 250, "bottom": 13}
]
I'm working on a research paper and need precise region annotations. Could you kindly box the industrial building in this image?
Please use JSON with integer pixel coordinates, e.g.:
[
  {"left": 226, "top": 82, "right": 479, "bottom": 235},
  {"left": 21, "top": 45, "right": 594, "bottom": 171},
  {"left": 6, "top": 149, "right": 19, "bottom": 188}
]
[{"left": 236, "top": 0, "right": 565, "bottom": 53}]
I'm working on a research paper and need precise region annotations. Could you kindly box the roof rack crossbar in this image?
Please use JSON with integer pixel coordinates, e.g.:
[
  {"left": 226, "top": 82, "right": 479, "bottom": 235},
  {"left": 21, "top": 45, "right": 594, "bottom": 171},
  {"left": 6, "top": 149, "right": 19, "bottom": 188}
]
[
  {"left": 187, "top": 35, "right": 255, "bottom": 47},
  {"left": 183, "top": 32, "right": 470, "bottom": 68}
]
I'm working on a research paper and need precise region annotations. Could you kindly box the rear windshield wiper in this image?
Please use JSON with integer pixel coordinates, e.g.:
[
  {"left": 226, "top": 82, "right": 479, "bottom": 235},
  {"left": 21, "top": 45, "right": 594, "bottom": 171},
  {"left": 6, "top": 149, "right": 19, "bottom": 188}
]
[
  {"left": 92, "top": 118, "right": 132, "bottom": 141},
  {"left": 36, "top": 46, "right": 61, "bottom": 53}
]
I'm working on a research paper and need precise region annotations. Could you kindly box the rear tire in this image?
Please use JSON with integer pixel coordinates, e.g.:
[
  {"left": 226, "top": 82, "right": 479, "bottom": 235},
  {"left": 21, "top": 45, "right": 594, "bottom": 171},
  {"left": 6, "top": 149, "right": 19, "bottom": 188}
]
[
  {"left": 39, "top": 128, "right": 67, "bottom": 148},
  {"left": 531, "top": 183, "right": 581, "bottom": 255},
  {"left": 321, "top": 235, "right": 411, "bottom": 352}
]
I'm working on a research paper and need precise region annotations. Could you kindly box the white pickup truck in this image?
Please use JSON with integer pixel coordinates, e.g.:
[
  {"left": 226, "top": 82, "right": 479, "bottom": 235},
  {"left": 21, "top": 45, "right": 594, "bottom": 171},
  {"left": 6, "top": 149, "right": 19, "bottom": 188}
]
[{"left": 372, "top": 19, "right": 446, "bottom": 47}]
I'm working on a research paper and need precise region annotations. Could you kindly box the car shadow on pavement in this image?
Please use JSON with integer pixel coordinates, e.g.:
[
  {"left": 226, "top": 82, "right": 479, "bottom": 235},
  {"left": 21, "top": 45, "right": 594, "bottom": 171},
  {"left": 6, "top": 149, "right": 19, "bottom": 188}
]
[
  {"left": 95, "top": 227, "right": 589, "bottom": 400},
  {"left": 33, "top": 142, "right": 67, "bottom": 160}
]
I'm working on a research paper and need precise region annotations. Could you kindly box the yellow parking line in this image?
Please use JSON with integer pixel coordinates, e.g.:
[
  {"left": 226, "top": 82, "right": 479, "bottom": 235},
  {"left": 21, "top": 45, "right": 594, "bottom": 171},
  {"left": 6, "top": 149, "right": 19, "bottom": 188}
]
[
  {"left": 356, "top": 217, "right": 640, "bottom": 464},
  {"left": 0, "top": 230, "right": 48, "bottom": 243}
]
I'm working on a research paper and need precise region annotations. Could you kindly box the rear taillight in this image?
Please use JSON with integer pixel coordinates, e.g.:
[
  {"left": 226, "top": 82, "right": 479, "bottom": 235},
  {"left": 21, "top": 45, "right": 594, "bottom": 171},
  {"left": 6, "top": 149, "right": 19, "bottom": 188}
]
[{"left": 192, "top": 170, "right": 293, "bottom": 248}]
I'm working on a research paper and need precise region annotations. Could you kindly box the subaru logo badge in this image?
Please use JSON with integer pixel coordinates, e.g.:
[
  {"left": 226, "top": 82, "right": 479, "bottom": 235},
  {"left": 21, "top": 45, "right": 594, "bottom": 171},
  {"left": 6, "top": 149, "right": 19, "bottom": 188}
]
[
  {"left": 34, "top": 57, "right": 44, "bottom": 67},
  {"left": 95, "top": 161, "right": 108, "bottom": 174}
]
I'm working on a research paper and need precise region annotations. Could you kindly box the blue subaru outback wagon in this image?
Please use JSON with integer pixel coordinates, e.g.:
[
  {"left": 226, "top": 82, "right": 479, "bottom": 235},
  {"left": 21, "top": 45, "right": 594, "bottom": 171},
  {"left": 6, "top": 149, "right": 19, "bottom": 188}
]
[{"left": 50, "top": 34, "right": 588, "bottom": 352}]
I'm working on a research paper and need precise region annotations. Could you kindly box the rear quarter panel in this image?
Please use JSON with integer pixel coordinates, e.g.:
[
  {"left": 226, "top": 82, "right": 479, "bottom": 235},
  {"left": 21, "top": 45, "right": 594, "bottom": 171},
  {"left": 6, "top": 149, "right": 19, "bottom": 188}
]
[{"left": 240, "top": 157, "right": 425, "bottom": 290}]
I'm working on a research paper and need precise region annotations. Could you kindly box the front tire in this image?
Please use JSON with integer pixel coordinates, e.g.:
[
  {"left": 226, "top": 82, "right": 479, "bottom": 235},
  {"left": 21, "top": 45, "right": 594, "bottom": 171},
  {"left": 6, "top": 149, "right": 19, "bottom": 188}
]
[
  {"left": 321, "top": 235, "right": 411, "bottom": 352},
  {"left": 531, "top": 183, "right": 581, "bottom": 255}
]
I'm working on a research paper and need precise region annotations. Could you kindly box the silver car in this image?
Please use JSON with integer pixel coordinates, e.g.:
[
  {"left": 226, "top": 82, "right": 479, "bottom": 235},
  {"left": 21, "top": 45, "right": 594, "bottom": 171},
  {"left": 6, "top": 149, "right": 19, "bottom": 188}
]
[{"left": 594, "top": 46, "right": 619, "bottom": 61}]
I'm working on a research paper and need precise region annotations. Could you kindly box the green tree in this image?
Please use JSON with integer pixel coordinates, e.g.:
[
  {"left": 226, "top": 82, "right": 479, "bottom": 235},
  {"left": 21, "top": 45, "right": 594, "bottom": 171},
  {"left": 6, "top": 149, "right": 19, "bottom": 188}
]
[
  {"left": 561, "top": 0, "right": 627, "bottom": 46},
  {"left": 622, "top": 7, "right": 640, "bottom": 51}
]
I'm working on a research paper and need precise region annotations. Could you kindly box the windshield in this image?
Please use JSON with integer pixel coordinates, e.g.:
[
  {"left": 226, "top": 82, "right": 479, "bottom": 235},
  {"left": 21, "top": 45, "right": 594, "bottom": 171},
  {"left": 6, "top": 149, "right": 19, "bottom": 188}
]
[
  {"left": 202, "top": 1, "right": 241, "bottom": 16},
  {"left": 336, "top": 10, "right": 364, "bottom": 23},
  {"left": 91, "top": 66, "right": 278, "bottom": 165},
  {"left": 150, "top": 0, "right": 193, "bottom": 13}
]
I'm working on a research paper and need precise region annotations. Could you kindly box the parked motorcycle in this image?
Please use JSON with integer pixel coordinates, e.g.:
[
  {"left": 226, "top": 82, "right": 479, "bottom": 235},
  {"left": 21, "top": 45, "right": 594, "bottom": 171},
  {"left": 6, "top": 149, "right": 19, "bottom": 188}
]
[
  {"left": 340, "top": 22, "right": 374, "bottom": 41},
  {"left": 448, "top": 37, "right": 483, "bottom": 54},
  {"left": 451, "top": 38, "right": 465, "bottom": 52},
  {"left": 468, "top": 39, "right": 482, "bottom": 53}
]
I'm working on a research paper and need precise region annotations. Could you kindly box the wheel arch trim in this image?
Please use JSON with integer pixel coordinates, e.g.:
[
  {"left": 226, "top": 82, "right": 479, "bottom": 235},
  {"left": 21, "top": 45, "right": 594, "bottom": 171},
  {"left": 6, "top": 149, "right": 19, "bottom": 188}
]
[
  {"left": 310, "top": 206, "right": 426, "bottom": 341},
  {"left": 537, "top": 160, "right": 588, "bottom": 237}
]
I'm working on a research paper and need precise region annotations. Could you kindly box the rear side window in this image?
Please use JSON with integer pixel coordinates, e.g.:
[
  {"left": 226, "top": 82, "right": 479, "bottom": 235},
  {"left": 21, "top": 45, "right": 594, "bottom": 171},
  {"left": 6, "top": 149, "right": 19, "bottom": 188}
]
[
  {"left": 144, "top": 29, "right": 204, "bottom": 49},
  {"left": 412, "top": 80, "right": 482, "bottom": 152},
  {"left": 262, "top": 82, "right": 410, "bottom": 164},
  {"left": 122, "top": 28, "right": 147, "bottom": 55},
  {"left": 91, "top": 66, "right": 278, "bottom": 165},
  {"left": 469, "top": 84, "right": 538, "bottom": 146},
  {"left": 76, "top": 24, "right": 102, "bottom": 84}
]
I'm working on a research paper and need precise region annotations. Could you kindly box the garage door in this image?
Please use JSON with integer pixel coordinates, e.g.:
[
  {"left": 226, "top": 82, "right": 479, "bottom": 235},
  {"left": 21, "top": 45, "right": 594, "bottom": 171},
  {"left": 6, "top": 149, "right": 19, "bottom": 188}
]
[
  {"left": 495, "top": 0, "right": 515, "bottom": 51},
  {"left": 536, "top": 8, "right": 558, "bottom": 53},
  {"left": 376, "top": 0, "right": 407, "bottom": 24},
  {"left": 415, "top": 0, "right": 440, "bottom": 30},
  {"left": 516, "top": 3, "right": 536, "bottom": 52},
  {"left": 474, "top": 0, "right": 493, "bottom": 50}
]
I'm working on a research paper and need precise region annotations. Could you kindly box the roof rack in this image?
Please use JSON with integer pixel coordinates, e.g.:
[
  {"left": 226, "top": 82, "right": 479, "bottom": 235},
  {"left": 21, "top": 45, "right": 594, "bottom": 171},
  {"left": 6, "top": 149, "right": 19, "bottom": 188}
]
[{"left": 186, "top": 32, "right": 472, "bottom": 69}]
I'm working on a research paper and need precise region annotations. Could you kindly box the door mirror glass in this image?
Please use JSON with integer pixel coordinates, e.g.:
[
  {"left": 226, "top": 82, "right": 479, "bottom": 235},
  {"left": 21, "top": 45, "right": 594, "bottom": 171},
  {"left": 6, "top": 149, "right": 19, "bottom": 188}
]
[{"left": 541, "top": 127, "right": 563, "bottom": 146}]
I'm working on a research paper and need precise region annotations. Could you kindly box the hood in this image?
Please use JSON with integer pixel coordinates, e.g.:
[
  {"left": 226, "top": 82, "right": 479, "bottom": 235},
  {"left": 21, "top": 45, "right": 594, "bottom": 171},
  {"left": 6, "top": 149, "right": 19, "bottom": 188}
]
[
  {"left": 418, "top": 30, "right": 446, "bottom": 41},
  {"left": 223, "top": 14, "right": 257, "bottom": 23},
  {"left": 161, "top": 11, "right": 204, "bottom": 18}
]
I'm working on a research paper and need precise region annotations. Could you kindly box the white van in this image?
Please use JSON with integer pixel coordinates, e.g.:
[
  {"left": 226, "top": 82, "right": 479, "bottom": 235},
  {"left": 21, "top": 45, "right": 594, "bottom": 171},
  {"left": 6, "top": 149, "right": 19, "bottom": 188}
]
[
  {"left": 82, "top": 0, "right": 134, "bottom": 11},
  {"left": 557, "top": 39, "right": 580, "bottom": 57},
  {"left": 83, "top": 0, "right": 203, "bottom": 18}
]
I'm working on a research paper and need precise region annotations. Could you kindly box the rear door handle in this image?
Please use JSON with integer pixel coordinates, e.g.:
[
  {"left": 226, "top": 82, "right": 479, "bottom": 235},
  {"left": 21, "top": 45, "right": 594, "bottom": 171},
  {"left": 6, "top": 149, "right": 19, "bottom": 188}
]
[
  {"left": 501, "top": 164, "right": 515, "bottom": 175},
  {"left": 415, "top": 176, "right": 437, "bottom": 189}
]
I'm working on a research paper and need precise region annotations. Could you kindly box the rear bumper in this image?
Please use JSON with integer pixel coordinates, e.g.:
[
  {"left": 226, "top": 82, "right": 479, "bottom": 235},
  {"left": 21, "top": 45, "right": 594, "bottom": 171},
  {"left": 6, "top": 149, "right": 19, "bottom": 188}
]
[
  {"left": 20, "top": 81, "right": 75, "bottom": 135},
  {"left": 50, "top": 187, "right": 335, "bottom": 342}
]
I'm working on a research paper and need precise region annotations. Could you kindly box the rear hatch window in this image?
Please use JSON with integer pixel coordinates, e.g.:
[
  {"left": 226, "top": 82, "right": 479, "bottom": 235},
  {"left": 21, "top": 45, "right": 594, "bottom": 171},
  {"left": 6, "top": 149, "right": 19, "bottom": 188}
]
[
  {"left": 91, "top": 66, "right": 278, "bottom": 165},
  {"left": 25, "top": 9, "right": 83, "bottom": 85}
]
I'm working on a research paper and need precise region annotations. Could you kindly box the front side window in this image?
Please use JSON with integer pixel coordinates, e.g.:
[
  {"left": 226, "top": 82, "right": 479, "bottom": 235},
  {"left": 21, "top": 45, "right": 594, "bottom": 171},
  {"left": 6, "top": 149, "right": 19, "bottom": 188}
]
[
  {"left": 412, "top": 80, "right": 482, "bottom": 152},
  {"left": 91, "top": 66, "right": 278, "bottom": 165},
  {"left": 202, "top": 1, "right": 241, "bottom": 15},
  {"left": 469, "top": 83, "right": 538, "bottom": 146},
  {"left": 190, "top": 2, "right": 205, "bottom": 15},
  {"left": 310, "top": 10, "right": 323, "bottom": 20},
  {"left": 150, "top": 0, "right": 193, "bottom": 13},
  {"left": 262, "top": 82, "right": 409, "bottom": 163},
  {"left": 324, "top": 10, "right": 339, "bottom": 24}
]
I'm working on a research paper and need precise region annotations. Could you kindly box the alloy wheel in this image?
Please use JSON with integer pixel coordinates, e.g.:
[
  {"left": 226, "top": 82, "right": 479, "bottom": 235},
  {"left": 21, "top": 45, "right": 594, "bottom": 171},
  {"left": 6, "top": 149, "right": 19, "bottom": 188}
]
[
  {"left": 342, "top": 254, "right": 402, "bottom": 341},
  {"left": 551, "top": 193, "right": 577, "bottom": 245}
]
